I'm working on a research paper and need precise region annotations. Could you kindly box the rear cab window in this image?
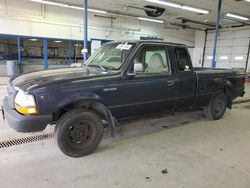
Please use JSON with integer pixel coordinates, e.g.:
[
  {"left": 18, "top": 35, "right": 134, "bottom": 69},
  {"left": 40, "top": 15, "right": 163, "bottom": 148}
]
[{"left": 174, "top": 47, "right": 192, "bottom": 72}]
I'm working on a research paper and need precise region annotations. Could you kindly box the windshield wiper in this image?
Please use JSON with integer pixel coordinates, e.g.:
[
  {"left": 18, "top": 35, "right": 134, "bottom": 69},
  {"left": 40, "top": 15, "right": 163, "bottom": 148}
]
[{"left": 87, "top": 62, "right": 106, "bottom": 72}]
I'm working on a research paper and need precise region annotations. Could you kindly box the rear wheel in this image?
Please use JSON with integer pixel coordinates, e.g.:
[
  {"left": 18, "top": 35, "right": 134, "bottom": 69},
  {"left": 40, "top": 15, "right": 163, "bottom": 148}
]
[
  {"left": 55, "top": 109, "right": 104, "bottom": 157},
  {"left": 204, "top": 92, "right": 227, "bottom": 120}
]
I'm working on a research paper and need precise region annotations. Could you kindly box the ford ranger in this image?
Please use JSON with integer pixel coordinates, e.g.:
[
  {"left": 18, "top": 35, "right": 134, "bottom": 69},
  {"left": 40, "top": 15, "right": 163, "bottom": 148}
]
[{"left": 2, "top": 41, "right": 247, "bottom": 157}]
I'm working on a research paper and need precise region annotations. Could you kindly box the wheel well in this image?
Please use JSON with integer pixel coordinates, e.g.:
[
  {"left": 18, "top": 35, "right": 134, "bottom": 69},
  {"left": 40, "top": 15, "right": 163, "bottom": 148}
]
[{"left": 53, "top": 100, "right": 109, "bottom": 122}]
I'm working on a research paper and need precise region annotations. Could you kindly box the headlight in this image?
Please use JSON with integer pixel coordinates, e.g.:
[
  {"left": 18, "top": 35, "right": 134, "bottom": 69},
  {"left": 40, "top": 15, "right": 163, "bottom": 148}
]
[{"left": 14, "top": 88, "right": 37, "bottom": 115}]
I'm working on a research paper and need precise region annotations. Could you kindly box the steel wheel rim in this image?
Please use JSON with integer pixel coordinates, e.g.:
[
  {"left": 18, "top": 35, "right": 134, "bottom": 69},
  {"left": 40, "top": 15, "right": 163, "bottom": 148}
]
[
  {"left": 213, "top": 97, "right": 225, "bottom": 115},
  {"left": 67, "top": 120, "right": 95, "bottom": 148}
]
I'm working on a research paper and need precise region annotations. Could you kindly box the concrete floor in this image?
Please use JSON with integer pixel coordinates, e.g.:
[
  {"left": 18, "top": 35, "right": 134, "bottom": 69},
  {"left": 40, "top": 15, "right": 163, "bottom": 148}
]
[{"left": 0, "top": 78, "right": 250, "bottom": 188}]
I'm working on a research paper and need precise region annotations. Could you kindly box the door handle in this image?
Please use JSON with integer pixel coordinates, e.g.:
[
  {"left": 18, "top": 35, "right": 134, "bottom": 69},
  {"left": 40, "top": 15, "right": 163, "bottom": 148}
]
[{"left": 167, "top": 80, "right": 175, "bottom": 86}]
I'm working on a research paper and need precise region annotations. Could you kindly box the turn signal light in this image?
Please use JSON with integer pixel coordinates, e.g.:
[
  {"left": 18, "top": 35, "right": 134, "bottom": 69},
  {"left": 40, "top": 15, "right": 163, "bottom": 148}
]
[{"left": 15, "top": 104, "right": 38, "bottom": 115}]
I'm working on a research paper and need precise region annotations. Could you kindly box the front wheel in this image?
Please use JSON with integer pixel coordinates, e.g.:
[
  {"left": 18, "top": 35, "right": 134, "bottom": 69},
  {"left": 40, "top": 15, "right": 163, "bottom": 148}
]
[
  {"left": 204, "top": 92, "right": 227, "bottom": 120},
  {"left": 55, "top": 109, "right": 104, "bottom": 157}
]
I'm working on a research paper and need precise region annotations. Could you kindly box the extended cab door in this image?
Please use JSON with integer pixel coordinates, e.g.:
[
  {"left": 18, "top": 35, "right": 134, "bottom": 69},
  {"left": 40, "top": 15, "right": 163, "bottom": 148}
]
[
  {"left": 171, "top": 47, "right": 196, "bottom": 109},
  {"left": 109, "top": 44, "right": 178, "bottom": 119}
]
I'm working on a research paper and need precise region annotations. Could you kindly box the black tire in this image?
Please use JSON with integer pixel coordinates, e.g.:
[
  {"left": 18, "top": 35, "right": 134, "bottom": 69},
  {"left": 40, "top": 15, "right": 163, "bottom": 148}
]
[
  {"left": 204, "top": 92, "right": 227, "bottom": 120},
  {"left": 55, "top": 109, "right": 104, "bottom": 157}
]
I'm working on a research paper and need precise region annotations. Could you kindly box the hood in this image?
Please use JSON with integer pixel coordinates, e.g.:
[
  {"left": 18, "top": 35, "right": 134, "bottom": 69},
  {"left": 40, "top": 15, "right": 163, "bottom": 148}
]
[{"left": 11, "top": 67, "right": 108, "bottom": 91}]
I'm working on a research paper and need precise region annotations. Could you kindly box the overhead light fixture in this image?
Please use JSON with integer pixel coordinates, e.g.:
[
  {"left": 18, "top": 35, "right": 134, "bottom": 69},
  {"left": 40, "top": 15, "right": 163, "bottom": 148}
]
[
  {"left": 235, "top": 56, "right": 244, "bottom": 60},
  {"left": 69, "top": 5, "right": 108, "bottom": 14},
  {"left": 220, "top": 56, "right": 228, "bottom": 60},
  {"left": 88, "top": 8, "right": 107, "bottom": 14},
  {"left": 207, "top": 56, "right": 213, "bottom": 60},
  {"left": 245, "top": 0, "right": 250, "bottom": 2},
  {"left": 181, "top": 6, "right": 209, "bottom": 14},
  {"left": 30, "top": 0, "right": 107, "bottom": 14},
  {"left": 138, "top": 17, "right": 164, "bottom": 23},
  {"left": 54, "top": 40, "right": 62, "bottom": 43},
  {"left": 145, "top": 0, "right": 209, "bottom": 14},
  {"left": 31, "top": 0, "right": 69, "bottom": 7},
  {"left": 29, "top": 39, "right": 38, "bottom": 41},
  {"left": 145, "top": 0, "right": 181, "bottom": 8},
  {"left": 226, "top": 13, "right": 249, "bottom": 21}
]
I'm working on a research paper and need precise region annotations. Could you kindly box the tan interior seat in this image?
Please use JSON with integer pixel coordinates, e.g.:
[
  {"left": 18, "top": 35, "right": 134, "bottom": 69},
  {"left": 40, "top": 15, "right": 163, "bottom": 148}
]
[{"left": 145, "top": 53, "right": 166, "bottom": 73}]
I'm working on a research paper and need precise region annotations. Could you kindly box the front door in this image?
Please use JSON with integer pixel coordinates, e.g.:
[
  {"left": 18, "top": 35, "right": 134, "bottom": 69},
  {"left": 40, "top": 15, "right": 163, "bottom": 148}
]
[{"left": 109, "top": 45, "right": 178, "bottom": 119}]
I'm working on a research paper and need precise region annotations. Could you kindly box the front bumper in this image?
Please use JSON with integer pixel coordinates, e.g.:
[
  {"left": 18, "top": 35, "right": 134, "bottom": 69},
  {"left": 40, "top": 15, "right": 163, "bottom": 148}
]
[{"left": 2, "top": 97, "right": 52, "bottom": 133}]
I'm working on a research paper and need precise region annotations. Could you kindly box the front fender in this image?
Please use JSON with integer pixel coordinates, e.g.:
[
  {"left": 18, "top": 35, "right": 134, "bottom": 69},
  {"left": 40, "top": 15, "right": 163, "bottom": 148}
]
[{"left": 57, "top": 92, "right": 106, "bottom": 110}]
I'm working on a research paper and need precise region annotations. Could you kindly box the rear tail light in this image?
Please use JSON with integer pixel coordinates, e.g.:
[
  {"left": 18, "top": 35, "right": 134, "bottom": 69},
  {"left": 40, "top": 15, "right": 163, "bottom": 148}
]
[{"left": 244, "top": 74, "right": 248, "bottom": 87}]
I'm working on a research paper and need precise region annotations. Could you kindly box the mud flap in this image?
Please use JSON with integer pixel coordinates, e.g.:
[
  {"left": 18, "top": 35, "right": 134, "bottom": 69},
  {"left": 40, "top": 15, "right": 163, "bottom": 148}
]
[
  {"left": 225, "top": 88, "right": 233, "bottom": 109},
  {"left": 106, "top": 109, "right": 117, "bottom": 137}
]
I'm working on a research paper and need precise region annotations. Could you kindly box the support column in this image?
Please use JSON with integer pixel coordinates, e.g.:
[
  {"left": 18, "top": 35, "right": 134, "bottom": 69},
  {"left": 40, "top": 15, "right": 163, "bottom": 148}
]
[
  {"left": 68, "top": 41, "right": 72, "bottom": 64},
  {"left": 17, "top": 37, "right": 21, "bottom": 64},
  {"left": 212, "top": 0, "right": 222, "bottom": 69},
  {"left": 83, "top": 0, "right": 88, "bottom": 63},
  {"left": 245, "top": 38, "right": 250, "bottom": 72},
  {"left": 201, "top": 29, "right": 208, "bottom": 67},
  {"left": 43, "top": 39, "right": 48, "bottom": 69}
]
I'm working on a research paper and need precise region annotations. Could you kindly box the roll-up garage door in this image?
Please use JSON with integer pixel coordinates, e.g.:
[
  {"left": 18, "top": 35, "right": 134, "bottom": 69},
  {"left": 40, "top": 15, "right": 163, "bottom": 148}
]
[{"left": 203, "top": 28, "right": 250, "bottom": 70}]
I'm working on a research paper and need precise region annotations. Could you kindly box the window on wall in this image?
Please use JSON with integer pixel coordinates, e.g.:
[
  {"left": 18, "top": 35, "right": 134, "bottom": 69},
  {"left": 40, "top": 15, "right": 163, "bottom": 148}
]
[
  {"left": 0, "top": 37, "right": 18, "bottom": 63},
  {"left": 0, "top": 36, "right": 95, "bottom": 67},
  {"left": 72, "top": 41, "right": 91, "bottom": 62},
  {"left": 48, "top": 40, "right": 70, "bottom": 66},
  {"left": 72, "top": 41, "right": 83, "bottom": 62},
  {"left": 20, "top": 38, "right": 43, "bottom": 64}
]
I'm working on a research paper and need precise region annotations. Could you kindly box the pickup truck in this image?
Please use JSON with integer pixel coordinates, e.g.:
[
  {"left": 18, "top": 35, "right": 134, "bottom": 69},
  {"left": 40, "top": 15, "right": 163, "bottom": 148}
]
[{"left": 2, "top": 41, "right": 247, "bottom": 157}]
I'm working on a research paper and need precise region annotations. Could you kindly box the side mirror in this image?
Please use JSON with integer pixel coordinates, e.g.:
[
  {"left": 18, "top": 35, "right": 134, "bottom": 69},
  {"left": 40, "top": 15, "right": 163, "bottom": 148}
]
[
  {"left": 127, "top": 63, "right": 144, "bottom": 77},
  {"left": 134, "top": 63, "right": 144, "bottom": 73}
]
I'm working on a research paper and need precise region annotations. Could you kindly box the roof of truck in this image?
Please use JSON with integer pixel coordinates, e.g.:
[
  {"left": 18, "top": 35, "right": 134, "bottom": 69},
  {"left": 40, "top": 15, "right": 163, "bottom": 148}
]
[{"left": 109, "top": 40, "right": 187, "bottom": 47}]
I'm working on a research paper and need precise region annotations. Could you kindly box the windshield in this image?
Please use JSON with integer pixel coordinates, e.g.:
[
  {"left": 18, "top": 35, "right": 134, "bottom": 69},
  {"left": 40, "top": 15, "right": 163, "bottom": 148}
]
[{"left": 86, "top": 42, "right": 135, "bottom": 70}]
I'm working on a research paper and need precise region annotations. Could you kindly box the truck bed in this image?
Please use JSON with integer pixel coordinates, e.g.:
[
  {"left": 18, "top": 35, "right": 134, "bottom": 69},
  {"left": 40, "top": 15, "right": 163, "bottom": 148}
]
[
  {"left": 193, "top": 67, "right": 246, "bottom": 108},
  {"left": 194, "top": 67, "right": 245, "bottom": 75}
]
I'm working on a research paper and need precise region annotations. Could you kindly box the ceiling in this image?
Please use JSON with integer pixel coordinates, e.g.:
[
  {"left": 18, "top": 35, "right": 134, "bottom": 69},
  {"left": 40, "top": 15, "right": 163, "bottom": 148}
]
[{"left": 44, "top": 0, "right": 250, "bottom": 30}]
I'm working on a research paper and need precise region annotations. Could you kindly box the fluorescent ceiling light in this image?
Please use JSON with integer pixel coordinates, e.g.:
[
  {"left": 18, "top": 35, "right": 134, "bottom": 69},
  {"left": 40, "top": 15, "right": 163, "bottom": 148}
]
[
  {"left": 54, "top": 40, "right": 62, "bottom": 43},
  {"left": 226, "top": 13, "right": 249, "bottom": 21},
  {"left": 235, "top": 56, "right": 244, "bottom": 60},
  {"left": 220, "top": 56, "right": 228, "bottom": 60},
  {"left": 145, "top": 0, "right": 181, "bottom": 8},
  {"left": 30, "top": 0, "right": 107, "bottom": 14},
  {"left": 69, "top": 6, "right": 107, "bottom": 14},
  {"left": 88, "top": 8, "right": 107, "bottom": 14},
  {"left": 207, "top": 56, "right": 213, "bottom": 60},
  {"left": 31, "top": 0, "right": 69, "bottom": 7},
  {"left": 138, "top": 17, "right": 164, "bottom": 23},
  {"left": 181, "top": 6, "right": 209, "bottom": 14},
  {"left": 145, "top": 0, "right": 209, "bottom": 14},
  {"left": 29, "top": 39, "right": 38, "bottom": 41}
]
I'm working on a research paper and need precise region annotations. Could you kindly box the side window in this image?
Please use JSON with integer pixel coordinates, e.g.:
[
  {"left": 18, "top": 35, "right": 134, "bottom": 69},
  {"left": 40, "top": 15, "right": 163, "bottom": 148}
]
[
  {"left": 174, "top": 47, "right": 191, "bottom": 71},
  {"left": 131, "top": 46, "right": 171, "bottom": 75}
]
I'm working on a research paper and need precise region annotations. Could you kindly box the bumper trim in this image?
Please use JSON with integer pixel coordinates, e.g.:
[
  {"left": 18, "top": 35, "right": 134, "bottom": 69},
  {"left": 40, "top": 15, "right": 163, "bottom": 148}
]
[{"left": 2, "top": 97, "right": 52, "bottom": 133}]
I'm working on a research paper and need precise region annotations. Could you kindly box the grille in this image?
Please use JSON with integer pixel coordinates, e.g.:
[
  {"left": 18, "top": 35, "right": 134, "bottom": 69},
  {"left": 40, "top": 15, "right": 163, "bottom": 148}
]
[{"left": 0, "top": 132, "right": 54, "bottom": 148}]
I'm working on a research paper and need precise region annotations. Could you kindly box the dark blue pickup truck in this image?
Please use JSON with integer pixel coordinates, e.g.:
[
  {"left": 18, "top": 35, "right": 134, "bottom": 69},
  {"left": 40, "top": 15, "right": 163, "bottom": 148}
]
[{"left": 2, "top": 41, "right": 247, "bottom": 157}]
